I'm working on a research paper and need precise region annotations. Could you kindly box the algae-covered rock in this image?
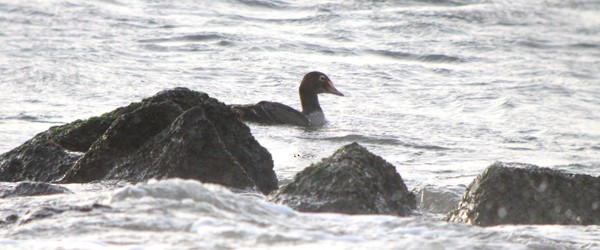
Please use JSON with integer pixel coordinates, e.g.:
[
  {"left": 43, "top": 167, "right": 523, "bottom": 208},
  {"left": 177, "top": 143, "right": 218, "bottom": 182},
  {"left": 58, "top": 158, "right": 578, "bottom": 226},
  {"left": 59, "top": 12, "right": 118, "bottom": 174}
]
[
  {"left": 0, "top": 139, "right": 78, "bottom": 182},
  {"left": 0, "top": 102, "right": 139, "bottom": 183},
  {"left": 0, "top": 87, "right": 277, "bottom": 194},
  {"left": 72, "top": 106, "right": 256, "bottom": 191},
  {"left": 272, "top": 142, "right": 416, "bottom": 216},
  {"left": 446, "top": 162, "right": 600, "bottom": 226},
  {"left": 61, "top": 101, "right": 184, "bottom": 183}
]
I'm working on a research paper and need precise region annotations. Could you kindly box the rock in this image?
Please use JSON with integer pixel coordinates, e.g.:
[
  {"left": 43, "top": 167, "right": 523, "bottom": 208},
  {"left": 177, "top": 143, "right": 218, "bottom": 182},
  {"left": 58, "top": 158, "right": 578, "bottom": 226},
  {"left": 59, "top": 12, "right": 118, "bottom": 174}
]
[
  {"left": 20, "top": 206, "right": 66, "bottom": 224},
  {"left": 446, "top": 162, "right": 600, "bottom": 226},
  {"left": 0, "top": 139, "right": 82, "bottom": 182},
  {"left": 1, "top": 182, "right": 73, "bottom": 198},
  {"left": 272, "top": 142, "right": 416, "bottom": 216},
  {"left": 62, "top": 101, "right": 185, "bottom": 183},
  {"left": 19, "top": 204, "right": 111, "bottom": 224},
  {"left": 143, "top": 88, "right": 277, "bottom": 193},
  {"left": 76, "top": 106, "right": 256, "bottom": 191},
  {"left": 0, "top": 87, "right": 277, "bottom": 194},
  {"left": 1, "top": 214, "right": 19, "bottom": 225},
  {"left": 0, "top": 103, "right": 139, "bottom": 182}
]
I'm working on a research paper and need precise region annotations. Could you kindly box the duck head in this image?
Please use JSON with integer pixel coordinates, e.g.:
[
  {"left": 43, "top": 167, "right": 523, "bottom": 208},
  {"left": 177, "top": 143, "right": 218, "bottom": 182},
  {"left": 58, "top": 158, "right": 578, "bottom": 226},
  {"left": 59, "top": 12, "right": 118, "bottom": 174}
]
[{"left": 299, "top": 71, "right": 344, "bottom": 96}]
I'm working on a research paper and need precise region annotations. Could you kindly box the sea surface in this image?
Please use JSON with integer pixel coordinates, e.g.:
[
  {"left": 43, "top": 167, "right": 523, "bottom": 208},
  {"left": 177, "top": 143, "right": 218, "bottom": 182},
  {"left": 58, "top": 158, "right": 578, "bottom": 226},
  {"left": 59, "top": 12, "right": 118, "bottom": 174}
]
[{"left": 1, "top": 0, "right": 600, "bottom": 249}]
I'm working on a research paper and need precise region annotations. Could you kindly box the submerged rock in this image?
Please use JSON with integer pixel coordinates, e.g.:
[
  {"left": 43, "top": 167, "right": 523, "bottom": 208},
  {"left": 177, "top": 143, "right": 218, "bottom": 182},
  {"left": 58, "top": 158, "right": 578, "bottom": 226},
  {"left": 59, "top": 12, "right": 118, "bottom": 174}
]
[
  {"left": 0, "top": 88, "right": 277, "bottom": 194},
  {"left": 272, "top": 142, "right": 416, "bottom": 216},
  {"left": 1, "top": 182, "right": 73, "bottom": 198},
  {"left": 0, "top": 214, "right": 19, "bottom": 225},
  {"left": 19, "top": 204, "right": 111, "bottom": 224},
  {"left": 446, "top": 162, "right": 600, "bottom": 226}
]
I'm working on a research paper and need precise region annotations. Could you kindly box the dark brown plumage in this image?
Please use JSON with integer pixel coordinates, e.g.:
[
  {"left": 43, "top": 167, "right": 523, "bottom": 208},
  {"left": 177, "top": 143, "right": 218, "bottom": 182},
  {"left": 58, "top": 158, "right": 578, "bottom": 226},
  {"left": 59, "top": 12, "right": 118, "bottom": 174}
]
[{"left": 230, "top": 71, "right": 344, "bottom": 127}]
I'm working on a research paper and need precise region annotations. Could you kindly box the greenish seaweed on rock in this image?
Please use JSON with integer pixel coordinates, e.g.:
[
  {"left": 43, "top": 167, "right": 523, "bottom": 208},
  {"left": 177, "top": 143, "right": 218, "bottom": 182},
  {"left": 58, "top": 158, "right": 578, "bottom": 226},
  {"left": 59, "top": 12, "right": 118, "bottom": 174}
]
[{"left": 272, "top": 142, "right": 416, "bottom": 216}]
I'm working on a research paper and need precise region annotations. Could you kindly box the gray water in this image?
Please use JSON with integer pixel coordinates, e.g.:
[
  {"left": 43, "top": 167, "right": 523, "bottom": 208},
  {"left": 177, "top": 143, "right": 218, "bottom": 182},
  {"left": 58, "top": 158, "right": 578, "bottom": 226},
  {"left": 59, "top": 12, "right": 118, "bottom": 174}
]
[{"left": 1, "top": 0, "right": 600, "bottom": 249}]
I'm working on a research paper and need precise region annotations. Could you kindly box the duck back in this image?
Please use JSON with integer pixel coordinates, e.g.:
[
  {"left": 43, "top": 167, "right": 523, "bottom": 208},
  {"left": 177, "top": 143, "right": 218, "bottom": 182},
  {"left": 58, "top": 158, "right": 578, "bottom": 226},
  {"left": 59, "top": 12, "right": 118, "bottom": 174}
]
[{"left": 230, "top": 101, "right": 310, "bottom": 127}]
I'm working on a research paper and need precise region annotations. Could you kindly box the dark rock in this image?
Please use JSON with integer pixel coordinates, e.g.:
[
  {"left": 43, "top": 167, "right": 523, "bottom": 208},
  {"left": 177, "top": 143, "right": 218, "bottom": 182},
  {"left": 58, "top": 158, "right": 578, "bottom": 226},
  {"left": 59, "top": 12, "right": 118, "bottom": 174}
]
[
  {"left": 0, "top": 87, "right": 277, "bottom": 194},
  {"left": 0, "top": 214, "right": 19, "bottom": 225},
  {"left": 0, "top": 139, "right": 82, "bottom": 182},
  {"left": 19, "top": 203, "right": 111, "bottom": 224},
  {"left": 62, "top": 101, "right": 184, "bottom": 183},
  {"left": 20, "top": 206, "right": 66, "bottom": 224},
  {"left": 200, "top": 97, "right": 278, "bottom": 195},
  {"left": 49, "top": 109, "right": 138, "bottom": 153},
  {"left": 272, "top": 142, "right": 416, "bottom": 216},
  {"left": 1, "top": 182, "right": 73, "bottom": 198},
  {"left": 446, "top": 162, "right": 600, "bottom": 226},
  {"left": 82, "top": 106, "right": 256, "bottom": 190},
  {"left": 0, "top": 103, "right": 139, "bottom": 182},
  {"left": 141, "top": 88, "right": 277, "bottom": 193}
]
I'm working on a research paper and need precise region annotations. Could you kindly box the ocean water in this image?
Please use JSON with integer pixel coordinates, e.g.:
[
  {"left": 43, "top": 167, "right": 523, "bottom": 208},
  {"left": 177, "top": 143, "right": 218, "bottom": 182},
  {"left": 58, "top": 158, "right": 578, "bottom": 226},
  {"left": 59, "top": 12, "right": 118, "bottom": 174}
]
[{"left": 1, "top": 0, "right": 599, "bottom": 249}]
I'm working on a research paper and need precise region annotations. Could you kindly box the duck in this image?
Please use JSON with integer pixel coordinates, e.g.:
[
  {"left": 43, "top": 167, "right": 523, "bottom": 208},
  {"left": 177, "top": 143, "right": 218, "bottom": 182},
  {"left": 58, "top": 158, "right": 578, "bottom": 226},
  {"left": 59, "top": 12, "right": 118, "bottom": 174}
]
[{"left": 230, "top": 71, "right": 344, "bottom": 127}]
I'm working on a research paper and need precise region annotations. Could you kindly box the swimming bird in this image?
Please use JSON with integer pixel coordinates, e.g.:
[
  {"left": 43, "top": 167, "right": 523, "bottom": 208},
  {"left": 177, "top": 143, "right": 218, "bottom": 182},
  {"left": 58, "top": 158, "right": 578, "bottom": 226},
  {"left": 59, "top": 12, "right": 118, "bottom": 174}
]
[{"left": 230, "top": 71, "right": 344, "bottom": 127}]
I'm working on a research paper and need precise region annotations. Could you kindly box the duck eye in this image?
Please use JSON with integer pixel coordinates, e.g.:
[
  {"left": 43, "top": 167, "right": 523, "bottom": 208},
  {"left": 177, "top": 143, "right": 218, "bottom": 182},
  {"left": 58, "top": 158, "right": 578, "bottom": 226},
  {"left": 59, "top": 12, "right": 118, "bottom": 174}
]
[{"left": 319, "top": 75, "right": 326, "bottom": 81}]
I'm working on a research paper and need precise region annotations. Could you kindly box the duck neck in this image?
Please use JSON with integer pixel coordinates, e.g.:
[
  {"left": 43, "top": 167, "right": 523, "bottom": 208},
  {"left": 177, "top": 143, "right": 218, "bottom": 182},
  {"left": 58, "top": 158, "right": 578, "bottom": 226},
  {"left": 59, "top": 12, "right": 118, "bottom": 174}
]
[{"left": 299, "top": 88, "right": 322, "bottom": 115}]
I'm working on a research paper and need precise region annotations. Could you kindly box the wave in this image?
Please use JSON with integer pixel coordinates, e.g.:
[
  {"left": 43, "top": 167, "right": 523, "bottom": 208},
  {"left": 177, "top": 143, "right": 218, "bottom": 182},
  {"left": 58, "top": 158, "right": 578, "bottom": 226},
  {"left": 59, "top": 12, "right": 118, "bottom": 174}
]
[
  {"left": 228, "top": 12, "right": 336, "bottom": 24},
  {"left": 109, "top": 179, "right": 297, "bottom": 231},
  {"left": 110, "top": 179, "right": 295, "bottom": 214},
  {"left": 233, "top": 0, "right": 289, "bottom": 9},
  {"left": 138, "top": 33, "right": 235, "bottom": 52},
  {"left": 365, "top": 49, "right": 466, "bottom": 63},
  {"left": 321, "top": 134, "right": 450, "bottom": 151},
  {"left": 138, "top": 33, "right": 227, "bottom": 43},
  {"left": 515, "top": 39, "right": 599, "bottom": 51}
]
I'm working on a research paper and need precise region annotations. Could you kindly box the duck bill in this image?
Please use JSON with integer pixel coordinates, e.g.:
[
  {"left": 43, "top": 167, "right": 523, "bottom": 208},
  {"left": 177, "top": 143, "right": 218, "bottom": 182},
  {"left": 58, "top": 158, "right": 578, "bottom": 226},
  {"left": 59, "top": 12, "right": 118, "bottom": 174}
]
[{"left": 326, "top": 80, "right": 344, "bottom": 96}]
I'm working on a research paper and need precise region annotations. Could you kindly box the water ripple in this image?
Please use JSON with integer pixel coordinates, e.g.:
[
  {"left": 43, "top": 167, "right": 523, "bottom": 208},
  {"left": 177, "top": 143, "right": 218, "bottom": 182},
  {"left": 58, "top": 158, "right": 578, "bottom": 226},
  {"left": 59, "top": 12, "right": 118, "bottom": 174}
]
[
  {"left": 321, "top": 134, "right": 450, "bottom": 151},
  {"left": 234, "top": 0, "right": 289, "bottom": 9},
  {"left": 365, "top": 49, "right": 466, "bottom": 63},
  {"left": 139, "top": 33, "right": 227, "bottom": 43}
]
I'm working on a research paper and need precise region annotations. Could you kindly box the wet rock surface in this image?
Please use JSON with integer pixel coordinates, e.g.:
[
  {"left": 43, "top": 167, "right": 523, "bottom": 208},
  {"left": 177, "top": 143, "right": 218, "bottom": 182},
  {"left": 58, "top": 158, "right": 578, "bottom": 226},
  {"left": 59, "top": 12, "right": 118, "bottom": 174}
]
[
  {"left": 272, "top": 142, "right": 416, "bottom": 216},
  {"left": 0, "top": 104, "right": 139, "bottom": 183},
  {"left": 446, "top": 162, "right": 600, "bottom": 226},
  {"left": 0, "top": 88, "right": 277, "bottom": 194},
  {"left": 1, "top": 182, "right": 73, "bottom": 198}
]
